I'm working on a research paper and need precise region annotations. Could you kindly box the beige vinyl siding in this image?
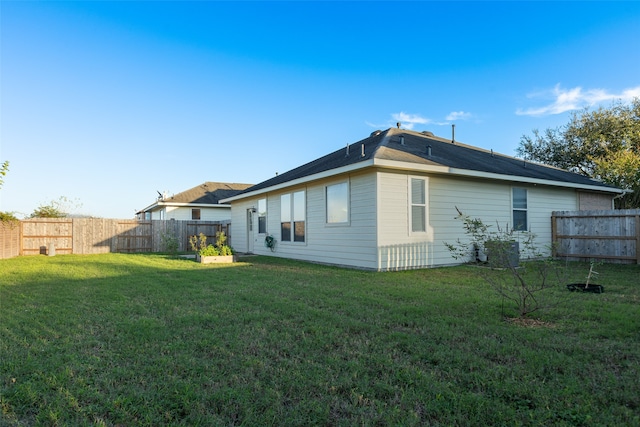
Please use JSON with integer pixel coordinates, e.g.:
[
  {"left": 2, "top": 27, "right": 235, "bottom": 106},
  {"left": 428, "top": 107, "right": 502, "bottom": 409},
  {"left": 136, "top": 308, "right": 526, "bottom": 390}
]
[
  {"left": 230, "top": 169, "right": 581, "bottom": 270},
  {"left": 227, "top": 200, "right": 252, "bottom": 252},
  {"left": 375, "top": 172, "right": 525, "bottom": 270},
  {"left": 430, "top": 177, "right": 579, "bottom": 265},
  {"left": 239, "top": 172, "right": 378, "bottom": 269},
  {"left": 526, "top": 186, "right": 578, "bottom": 257},
  {"left": 377, "top": 171, "right": 436, "bottom": 270},
  {"left": 282, "top": 173, "right": 377, "bottom": 269},
  {"left": 430, "top": 176, "right": 512, "bottom": 266}
]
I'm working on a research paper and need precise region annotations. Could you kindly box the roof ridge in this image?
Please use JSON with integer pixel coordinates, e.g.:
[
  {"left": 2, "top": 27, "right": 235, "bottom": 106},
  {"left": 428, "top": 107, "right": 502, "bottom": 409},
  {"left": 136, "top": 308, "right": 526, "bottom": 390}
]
[{"left": 374, "top": 128, "right": 395, "bottom": 152}]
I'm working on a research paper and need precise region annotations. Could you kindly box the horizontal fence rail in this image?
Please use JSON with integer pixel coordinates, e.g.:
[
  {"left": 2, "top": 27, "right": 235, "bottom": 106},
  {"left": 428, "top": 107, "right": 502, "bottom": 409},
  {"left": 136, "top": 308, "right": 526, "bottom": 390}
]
[
  {"left": 551, "top": 209, "right": 640, "bottom": 264},
  {"left": 0, "top": 218, "right": 231, "bottom": 259}
]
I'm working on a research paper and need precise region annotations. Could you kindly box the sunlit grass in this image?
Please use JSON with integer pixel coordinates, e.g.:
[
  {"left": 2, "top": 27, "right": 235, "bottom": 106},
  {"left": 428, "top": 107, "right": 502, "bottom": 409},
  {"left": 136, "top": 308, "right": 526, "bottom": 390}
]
[{"left": 1, "top": 254, "right": 638, "bottom": 426}]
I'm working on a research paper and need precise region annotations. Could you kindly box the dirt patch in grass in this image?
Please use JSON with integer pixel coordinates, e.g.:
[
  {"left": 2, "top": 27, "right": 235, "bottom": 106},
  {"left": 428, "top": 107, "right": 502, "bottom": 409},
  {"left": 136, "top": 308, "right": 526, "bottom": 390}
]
[{"left": 505, "top": 317, "right": 556, "bottom": 328}]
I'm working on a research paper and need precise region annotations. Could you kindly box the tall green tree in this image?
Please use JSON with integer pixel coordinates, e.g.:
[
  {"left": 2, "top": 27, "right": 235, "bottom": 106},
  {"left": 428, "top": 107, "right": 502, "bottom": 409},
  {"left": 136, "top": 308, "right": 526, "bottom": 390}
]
[{"left": 517, "top": 98, "right": 640, "bottom": 208}]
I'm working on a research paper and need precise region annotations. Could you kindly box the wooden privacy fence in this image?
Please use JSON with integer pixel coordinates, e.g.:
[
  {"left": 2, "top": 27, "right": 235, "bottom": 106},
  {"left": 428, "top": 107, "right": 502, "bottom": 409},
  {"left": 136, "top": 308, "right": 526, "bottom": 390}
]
[
  {"left": 0, "top": 218, "right": 231, "bottom": 259},
  {"left": 0, "top": 221, "right": 20, "bottom": 259},
  {"left": 551, "top": 209, "right": 640, "bottom": 264}
]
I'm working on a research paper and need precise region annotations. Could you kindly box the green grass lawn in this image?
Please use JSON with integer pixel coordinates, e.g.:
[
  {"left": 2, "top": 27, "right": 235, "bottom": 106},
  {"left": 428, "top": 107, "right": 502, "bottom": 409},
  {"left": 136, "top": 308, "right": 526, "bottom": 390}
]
[{"left": 1, "top": 254, "right": 638, "bottom": 426}]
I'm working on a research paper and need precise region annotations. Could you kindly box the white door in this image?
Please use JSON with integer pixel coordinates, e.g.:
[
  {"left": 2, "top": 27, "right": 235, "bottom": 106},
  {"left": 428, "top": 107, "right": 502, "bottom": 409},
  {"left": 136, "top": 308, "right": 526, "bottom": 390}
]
[{"left": 246, "top": 209, "right": 255, "bottom": 254}]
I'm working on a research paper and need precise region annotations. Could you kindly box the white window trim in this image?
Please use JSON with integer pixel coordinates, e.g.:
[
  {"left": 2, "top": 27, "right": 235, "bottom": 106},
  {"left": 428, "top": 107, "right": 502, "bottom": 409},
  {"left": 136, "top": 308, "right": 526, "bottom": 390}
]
[
  {"left": 511, "top": 187, "right": 528, "bottom": 231},
  {"left": 325, "top": 180, "right": 350, "bottom": 226},
  {"left": 280, "top": 190, "right": 306, "bottom": 244},
  {"left": 408, "top": 176, "right": 428, "bottom": 234},
  {"left": 257, "top": 198, "right": 267, "bottom": 235}
]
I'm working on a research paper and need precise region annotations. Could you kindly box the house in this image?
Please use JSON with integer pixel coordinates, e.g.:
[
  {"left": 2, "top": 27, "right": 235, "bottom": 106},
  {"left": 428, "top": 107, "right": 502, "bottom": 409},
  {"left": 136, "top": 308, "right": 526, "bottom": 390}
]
[
  {"left": 136, "top": 182, "right": 253, "bottom": 221},
  {"left": 221, "top": 128, "right": 623, "bottom": 271}
]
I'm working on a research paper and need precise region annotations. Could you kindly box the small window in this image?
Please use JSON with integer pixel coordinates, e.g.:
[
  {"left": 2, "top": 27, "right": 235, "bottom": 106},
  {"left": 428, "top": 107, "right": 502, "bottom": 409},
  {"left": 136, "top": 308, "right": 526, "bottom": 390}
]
[
  {"left": 326, "top": 182, "right": 348, "bottom": 224},
  {"left": 281, "top": 190, "right": 305, "bottom": 242},
  {"left": 410, "top": 178, "right": 426, "bottom": 232},
  {"left": 258, "top": 198, "right": 267, "bottom": 234},
  {"left": 192, "top": 208, "right": 201, "bottom": 220},
  {"left": 512, "top": 188, "right": 527, "bottom": 231}
]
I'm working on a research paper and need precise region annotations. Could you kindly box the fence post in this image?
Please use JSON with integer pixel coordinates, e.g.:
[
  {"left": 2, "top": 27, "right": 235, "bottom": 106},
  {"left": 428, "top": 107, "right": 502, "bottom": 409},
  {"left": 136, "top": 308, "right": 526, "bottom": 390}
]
[
  {"left": 19, "top": 220, "right": 24, "bottom": 256},
  {"left": 550, "top": 213, "right": 558, "bottom": 258},
  {"left": 636, "top": 214, "right": 640, "bottom": 265}
]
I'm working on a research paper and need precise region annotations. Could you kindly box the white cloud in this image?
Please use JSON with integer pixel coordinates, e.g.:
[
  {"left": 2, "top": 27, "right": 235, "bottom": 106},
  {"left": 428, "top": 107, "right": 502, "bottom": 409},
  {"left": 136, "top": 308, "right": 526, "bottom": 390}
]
[
  {"left": 391, "top": 112, "right": 431, "bottom": 130},
  {"left": 367, "top": 110, "right": 475, "bottom": 131},
  {"left": 446, "top": 111, "right": 472, "bottom": 121},
  {"left": 516, "top": 84, "right": 640, "bottom": 116}
]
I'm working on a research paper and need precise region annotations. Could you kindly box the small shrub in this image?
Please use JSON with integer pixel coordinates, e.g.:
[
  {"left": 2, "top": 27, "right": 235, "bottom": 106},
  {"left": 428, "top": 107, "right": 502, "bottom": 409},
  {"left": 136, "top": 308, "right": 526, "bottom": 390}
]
[
  {"left": 199, "top": 244, "right": 220, "bottom": 257},
  {"left": 160, "top": 231, "right": 179, "bottom": 256},
  {"left": 192, "top": 231, "right": 234, "bottom": 257},
  {"left": 189, "top": 233, "right": 208, "bottom": 253},
  {"left": 445, "top": 207, "right": 564, "bottom": 318}
]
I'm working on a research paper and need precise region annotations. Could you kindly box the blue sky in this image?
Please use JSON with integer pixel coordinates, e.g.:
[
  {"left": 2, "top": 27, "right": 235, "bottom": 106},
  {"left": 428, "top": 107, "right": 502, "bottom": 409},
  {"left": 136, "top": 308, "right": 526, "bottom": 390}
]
[{"left": 1, "top": 1, "right": 639, "bottom": 219}]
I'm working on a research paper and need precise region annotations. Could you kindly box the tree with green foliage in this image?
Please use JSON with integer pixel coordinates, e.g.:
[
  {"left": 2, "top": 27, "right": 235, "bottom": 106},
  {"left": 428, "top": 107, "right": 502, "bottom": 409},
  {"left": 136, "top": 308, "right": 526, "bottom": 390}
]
[
  {"left": 0, "top": 161, "right": 19, "bottom": 224},
  {"left": 0, "top": 160, "right": 8, "bottom": 189},
  {"left": 30, "top": 196, "right": 81, "bottom": 218},
  {"left": 517, "top": 98, "right": 640, "bottom": 208},
  {"left": 444, "top": 208, "right": 564, "bottom": 318}
]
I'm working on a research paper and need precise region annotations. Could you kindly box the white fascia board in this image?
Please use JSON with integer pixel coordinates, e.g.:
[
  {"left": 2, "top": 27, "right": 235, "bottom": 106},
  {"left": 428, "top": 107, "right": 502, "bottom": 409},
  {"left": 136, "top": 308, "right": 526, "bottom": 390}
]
[
  {"left": 220, "top": 160, "right": 376, "bottom": 203},
  {"left": 372, "top": 159, "right": 625, "bottom": 194},
  {"left": 138, "top": 202, "right": 230, "bottom": 213},
  {"left": 159, "top": 203, "right": 231, "bottom": 208},
  {"left": 136, "top": 201, "right": 160, "bottom": 214}
]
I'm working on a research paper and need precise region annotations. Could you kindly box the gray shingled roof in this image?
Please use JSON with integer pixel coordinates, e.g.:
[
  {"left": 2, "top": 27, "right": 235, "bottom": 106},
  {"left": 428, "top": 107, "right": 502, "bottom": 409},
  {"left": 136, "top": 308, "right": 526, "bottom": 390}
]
[
  {"left": 235, "top": 128, "right": 620, "bottom": 196},
  {"left": 166, "top": 182, "right": 253, "bottom": 204}
]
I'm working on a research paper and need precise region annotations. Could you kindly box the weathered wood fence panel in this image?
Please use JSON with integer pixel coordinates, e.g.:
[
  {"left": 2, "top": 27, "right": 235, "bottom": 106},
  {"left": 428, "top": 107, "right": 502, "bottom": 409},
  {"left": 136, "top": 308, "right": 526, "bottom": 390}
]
[
  {"left": 552, "top": 209, "right": 640, "bottom": 264},
  {"left": 0, "top": 219, "right": 232, "bottom": 259},
  {"left": 116, "top": 221, "right": 153, "bottom": 253},
  {"left": 0, "top": 221, "right": 20, "bottom": 259},
  {"left": 73, "top": 218, "right": 117, "bottom": 254},
  {"left": 21, "top": 219, "right": 74, "bottom": 255}
]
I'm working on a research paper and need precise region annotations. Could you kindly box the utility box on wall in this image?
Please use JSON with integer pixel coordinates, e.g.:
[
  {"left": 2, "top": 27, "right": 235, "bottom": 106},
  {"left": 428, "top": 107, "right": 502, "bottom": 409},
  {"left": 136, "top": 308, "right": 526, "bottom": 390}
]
[{"left": 486, "top": 240, "right": 519, "bottom": 268}]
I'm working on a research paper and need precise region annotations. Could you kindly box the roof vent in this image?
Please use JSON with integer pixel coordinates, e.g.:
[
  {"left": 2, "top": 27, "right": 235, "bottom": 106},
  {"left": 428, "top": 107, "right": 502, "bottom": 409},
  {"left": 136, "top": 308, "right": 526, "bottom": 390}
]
[
  {"left": 399, "top": 135, "right": 405, "bottom": 145},
  {"left": 452, "top": 124, "right": 456, "bottom": 144},
  {"left": 370, "top": 130, "right": 382, "bottom": 137},
  {"left": 361, "top": 144, "right": 365, "bottom": 157},
  {"left": 427, "top": 145, "right": 432, "bottom": 156},
  {"left": 421, "top": 131, "right": 434, "bottom": 137},
  {"left": 345, "top": 143, "right": 350, "bottom": 157}
]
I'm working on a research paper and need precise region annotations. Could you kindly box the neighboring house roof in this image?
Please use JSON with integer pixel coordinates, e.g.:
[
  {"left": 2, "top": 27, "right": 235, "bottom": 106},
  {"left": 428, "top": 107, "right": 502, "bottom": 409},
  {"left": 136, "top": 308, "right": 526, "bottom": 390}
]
[
  {"left": 223, "top": 127, "right": 622, "bottom": 202},
  {"left": 137, "top": 182, "right": 253, "bottom": 214}
]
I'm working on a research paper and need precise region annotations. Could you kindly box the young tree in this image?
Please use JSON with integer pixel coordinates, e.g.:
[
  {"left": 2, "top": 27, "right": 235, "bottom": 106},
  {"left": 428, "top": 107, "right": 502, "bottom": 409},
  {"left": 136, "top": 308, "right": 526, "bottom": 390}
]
[
  {"left": 30, "top": 196, "right": 82, "bottom": 218},
  {"left": 445, "top": 208, "right": 565, "bottom": 319},
  {"left": 518, "top": 98, "right": 640, "bottom": 208}
]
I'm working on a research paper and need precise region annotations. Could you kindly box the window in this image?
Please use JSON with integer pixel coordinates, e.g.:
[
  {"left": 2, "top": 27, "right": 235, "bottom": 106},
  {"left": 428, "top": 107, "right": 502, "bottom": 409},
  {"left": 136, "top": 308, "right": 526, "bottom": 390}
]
[
  {"left": 410, "top": 178, "right": 427, "bottom": 232},
  {"left": 258, "top": 198, "right": 267, "bottom": 234},
  {"left": 512, "top": 188, "right": 527, "bottom": 231},
  {"left": 281, "top": 190, "right": 305, "bottom": 242},
  {"left": 192, "top": 208, "right": 201, "bottom": 220},
  {"left": 326, "top": 182, "right": 348, "bottom": 224}
]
